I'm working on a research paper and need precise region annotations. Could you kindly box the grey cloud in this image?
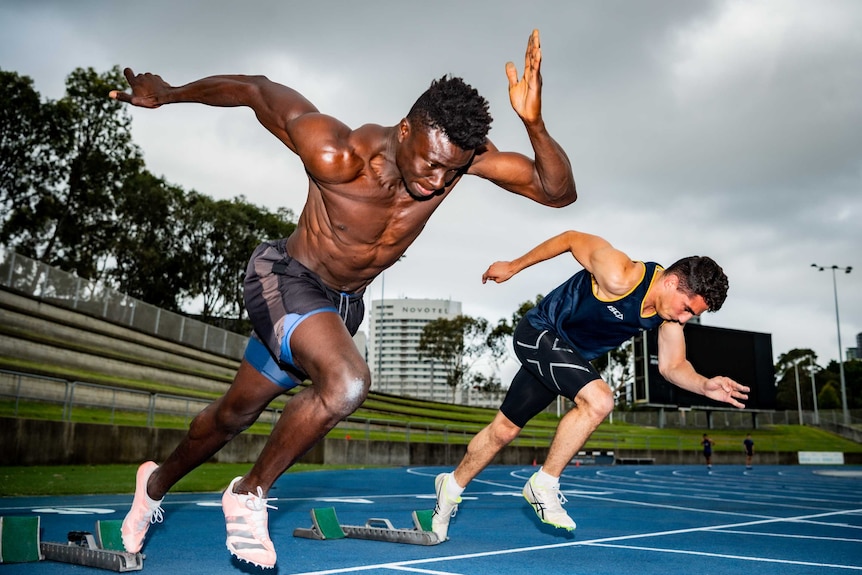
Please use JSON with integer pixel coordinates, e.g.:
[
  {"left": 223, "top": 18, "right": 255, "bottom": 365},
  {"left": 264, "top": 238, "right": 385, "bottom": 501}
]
[{"left": 1, "top": 0, "right": 859, "bottom": 365}]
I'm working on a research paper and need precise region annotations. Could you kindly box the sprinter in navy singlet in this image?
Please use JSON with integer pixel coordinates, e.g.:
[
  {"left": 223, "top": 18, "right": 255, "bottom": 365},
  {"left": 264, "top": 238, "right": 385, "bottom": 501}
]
[
  {"left": 499, "top": 262, "right": 665, "bottom": 429},
  {"left": 432, "top": 230, "right": 750, "bottom": 541}
]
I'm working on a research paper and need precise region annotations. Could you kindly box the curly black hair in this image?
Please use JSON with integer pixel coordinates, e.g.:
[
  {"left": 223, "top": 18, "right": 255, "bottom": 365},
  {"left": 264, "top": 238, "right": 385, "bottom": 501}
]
[
  {"left": 664, "top": 256, "right": 729, "bottom": 312},
  {"left": 407, "top": 75, "right": 492, "bottom": 150}
]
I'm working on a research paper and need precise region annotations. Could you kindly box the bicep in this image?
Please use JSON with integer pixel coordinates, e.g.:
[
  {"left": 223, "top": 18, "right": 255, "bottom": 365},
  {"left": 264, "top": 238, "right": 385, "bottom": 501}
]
[
  {"left": 467, "top": 147, "right": 547, "bottom": 202},
  {"left": 245, "top": 78, "right": 320, "bottom": 150}
]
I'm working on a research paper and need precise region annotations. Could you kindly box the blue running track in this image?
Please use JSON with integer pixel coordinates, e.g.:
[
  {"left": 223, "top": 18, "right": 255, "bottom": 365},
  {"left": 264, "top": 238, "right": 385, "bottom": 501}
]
[{"left": 1, "top": 465, "right": 860, "bottom": 574}]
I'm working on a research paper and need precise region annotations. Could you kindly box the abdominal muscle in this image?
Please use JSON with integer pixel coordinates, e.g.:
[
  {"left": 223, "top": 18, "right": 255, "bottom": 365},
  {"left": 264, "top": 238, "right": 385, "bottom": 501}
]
[{"left": 285, "top": 183, "right": 442, "bottom": 293}]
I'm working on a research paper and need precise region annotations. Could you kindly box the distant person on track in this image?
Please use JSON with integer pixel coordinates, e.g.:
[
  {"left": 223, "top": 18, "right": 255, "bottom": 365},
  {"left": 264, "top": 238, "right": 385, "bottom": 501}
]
[
  {"left": 432, "top": 230, "right": 749, "bottom": 540},
  {"left": 702, "top": 433, "right": 715, "bottom": 468},
  {"left": 110, "top": 29, "right": 576, "bottom": 569},
  {"left": 743, "top": 433, "right": 754, "bottom": 469}
]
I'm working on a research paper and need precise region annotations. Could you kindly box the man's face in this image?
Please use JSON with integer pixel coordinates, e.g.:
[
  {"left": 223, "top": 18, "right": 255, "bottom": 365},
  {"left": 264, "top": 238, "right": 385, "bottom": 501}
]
[
  {"left": 658, "top": 278, "right": 709, "bottom": 324},
  {"left": 397, "top": 122, "right": 474, "bottom": 200}
]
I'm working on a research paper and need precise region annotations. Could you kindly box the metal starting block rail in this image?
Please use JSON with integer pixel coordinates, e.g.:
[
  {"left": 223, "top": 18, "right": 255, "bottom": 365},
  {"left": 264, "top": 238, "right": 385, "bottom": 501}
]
[
  {"left": 294, "top": 507, "right": 441, "bottom": 546},
  {"left": 0, "top": 516, "right": 144, "bottom": 572}
]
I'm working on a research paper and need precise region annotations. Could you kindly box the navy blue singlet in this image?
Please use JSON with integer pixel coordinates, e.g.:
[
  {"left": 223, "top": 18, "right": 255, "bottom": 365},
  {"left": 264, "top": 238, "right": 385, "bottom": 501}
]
[{"left": 525, "top": 261, "right": 665, "bottom": 361}]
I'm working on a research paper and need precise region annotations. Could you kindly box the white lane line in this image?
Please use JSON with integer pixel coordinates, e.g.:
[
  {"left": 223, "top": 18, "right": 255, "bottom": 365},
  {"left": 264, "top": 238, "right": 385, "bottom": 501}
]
[
  {"left": 387, "top": 567, "right": 466, "bottom": 575},
  {"left": 287, "top": 508, "right": 862, "bottom": 575},
  {"left": 715, "top": 529, "right": 862, "bottom": 543},
  {"left": 582, "top": 542, "right": 862, "bottom": 570}
]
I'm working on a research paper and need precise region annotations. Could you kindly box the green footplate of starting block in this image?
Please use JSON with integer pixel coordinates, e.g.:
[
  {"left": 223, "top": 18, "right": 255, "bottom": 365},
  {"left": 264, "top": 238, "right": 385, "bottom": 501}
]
[
  {"left": 293, "top": 507, "right": 441, "bottom": 545},
  {"left": 96, "top": 519, "right": 125, "bottom": 551},
  {"left": 311, "top": 507, "right": 347, "bottom": 539},
  {"left": 0, "top": 515, "right": 44, "bottom": 563},
  {"left": 412, "top": 509, "right": 434, "bottom": 533}
]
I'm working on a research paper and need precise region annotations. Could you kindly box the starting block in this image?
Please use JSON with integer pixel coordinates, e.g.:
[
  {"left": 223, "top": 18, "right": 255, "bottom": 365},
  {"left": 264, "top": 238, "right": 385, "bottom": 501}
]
[
  {"left": 0, "top": 516, "right": 143, "bottom": 572},
  {"left": 294, "top": 507, "right": 441, "bottom": 545}
]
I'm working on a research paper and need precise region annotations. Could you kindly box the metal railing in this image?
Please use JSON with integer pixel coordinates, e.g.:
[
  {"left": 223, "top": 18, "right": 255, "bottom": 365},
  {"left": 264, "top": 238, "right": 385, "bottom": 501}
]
[
  {"left": 0, "top": 369, "right": 278, "bottom": 429},
  {"left": 4, "top": 367, "right": 857, "bottom": 450},
  {"left": 0, "top": 248, "right": 247, "bottom": 360}
]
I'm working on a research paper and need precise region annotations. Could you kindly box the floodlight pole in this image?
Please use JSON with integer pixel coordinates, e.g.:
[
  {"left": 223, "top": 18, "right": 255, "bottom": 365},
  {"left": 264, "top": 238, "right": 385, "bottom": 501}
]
[
  {"left": 377, "top": 272, "right": 384, "bottom": 388},
  {"left": 811, "top": 264, "right": 852, "bottom": 426},
  {"left": 794, "top": 362, "right": 803, "bottom": 425},
  {"left": 808, "top": 355, "right": 820, "bottom": 426},
  {"left": 376, "top": 255, "right": 405, "bottom": 391}
]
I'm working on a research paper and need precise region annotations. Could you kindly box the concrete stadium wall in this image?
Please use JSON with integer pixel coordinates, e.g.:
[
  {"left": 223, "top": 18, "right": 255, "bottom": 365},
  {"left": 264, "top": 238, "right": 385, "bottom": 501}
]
[
  {"left": 8, "top": 417, "right": 859, "bottom": 468},
  {"left": 0, "top": 417, "right": 508, "bottom": 467},
  {"left": 0, "top": 417, "right": 301, "bottom": 466}
]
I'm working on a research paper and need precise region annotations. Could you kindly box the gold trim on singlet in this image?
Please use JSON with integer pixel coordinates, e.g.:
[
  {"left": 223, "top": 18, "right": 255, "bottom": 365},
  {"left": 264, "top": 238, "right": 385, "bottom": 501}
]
[
  {"left": 589, "top": 261, "right": 663, "bottom": 320},
  {"left": 640, "top": 264, "right": 663, "bottom": 319}
]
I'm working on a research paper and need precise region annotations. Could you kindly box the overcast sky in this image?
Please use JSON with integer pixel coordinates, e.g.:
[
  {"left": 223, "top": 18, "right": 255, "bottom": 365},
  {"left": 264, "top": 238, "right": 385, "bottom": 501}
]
[{"left": 2, "top": 0, "right": 860, "bottom": 373}]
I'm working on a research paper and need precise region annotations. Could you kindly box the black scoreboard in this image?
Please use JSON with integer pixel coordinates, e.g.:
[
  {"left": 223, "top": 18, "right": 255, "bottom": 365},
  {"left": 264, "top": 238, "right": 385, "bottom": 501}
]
[{"left": 633, "top": 323, "right": 775, "bottom": 409}]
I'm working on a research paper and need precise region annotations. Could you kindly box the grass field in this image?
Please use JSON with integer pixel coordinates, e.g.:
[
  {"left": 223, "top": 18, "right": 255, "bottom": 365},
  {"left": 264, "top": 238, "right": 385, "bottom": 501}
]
[{"left": 0, "top": 463, "right": 369, "bottom": 497}]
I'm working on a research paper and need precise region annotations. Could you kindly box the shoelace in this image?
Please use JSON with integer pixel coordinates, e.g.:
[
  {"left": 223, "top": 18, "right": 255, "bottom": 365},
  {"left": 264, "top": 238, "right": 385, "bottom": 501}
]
[
  {"left": 546, "top": 486, "right": 568, "bottom": 508},
  {"left": 534, "top": 483, "right": 568, "bottom": 509},
  {"left": 150, "top": 505, "right": 165, "bottom": 524},
  {"left": 242, "top": 487, "right": 278, "bottom": 540},
  {"left": 445, "top": 500, "right": 458, "bottom": 519},
  {"left": 135, "top": 504, "right": 163, "bottom": 529}
]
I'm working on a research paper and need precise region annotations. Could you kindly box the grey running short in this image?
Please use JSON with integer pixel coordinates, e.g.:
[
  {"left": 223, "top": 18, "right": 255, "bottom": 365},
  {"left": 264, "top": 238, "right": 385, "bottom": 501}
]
[
  {"left": 500, "top": 316, "right": 602, "bottom": 428},
  {"left": 242, "top": 239, "right": 365, "bottom": 388}
]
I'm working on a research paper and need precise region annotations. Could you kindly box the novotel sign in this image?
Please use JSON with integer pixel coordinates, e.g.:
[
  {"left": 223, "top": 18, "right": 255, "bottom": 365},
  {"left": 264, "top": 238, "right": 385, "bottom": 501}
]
[{"left": 400, "top": 306, "right": 453, "bottom": 314}]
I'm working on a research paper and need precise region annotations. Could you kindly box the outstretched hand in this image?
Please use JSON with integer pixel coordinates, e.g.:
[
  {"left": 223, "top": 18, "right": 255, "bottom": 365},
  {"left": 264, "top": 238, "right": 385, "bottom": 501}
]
[
  {"left": 108, "top": 68, "right": 169, "bottom": 108},
  {"left": 506, "top": 29, "right": 543, "bottom": 124},
  {"left": 703, "top": 376, "right": 749, "bottom": 409},
  {"left": 482, "top": 261, "right": 518, "bottom": 284}
]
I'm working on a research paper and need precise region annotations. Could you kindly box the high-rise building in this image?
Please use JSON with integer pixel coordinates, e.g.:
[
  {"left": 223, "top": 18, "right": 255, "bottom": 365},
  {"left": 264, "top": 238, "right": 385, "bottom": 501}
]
[
  {"left": 369, "top": 298, "right": 460, "bottom": 403},
  {"left": 847, "top": 332, "right": 862, "bottom": 361}
]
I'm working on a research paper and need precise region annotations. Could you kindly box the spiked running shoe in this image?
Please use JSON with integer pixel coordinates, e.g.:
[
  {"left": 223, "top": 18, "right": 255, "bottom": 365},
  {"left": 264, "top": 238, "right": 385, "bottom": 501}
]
[
  {"left": 121, "top": 461, "right": 164, "bottom": 552},
  {"left": 223, "top": 477, "right": 277, "bottom": 569},
  {"left": 431, "top": 473, "right": 461, "bottom": 541},
  {"left": 522, "top": 472, "right": 576, "bottom": 531}
]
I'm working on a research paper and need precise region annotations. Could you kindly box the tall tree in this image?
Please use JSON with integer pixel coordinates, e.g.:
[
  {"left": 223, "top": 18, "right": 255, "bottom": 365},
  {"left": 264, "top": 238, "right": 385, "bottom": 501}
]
[
  {"left": 469, "top": 371, "right": 503, "bottom": 398},
  {"left": 112, "top": 169, "right": 190, "bottom": 310},
  {"left": 0, "top": 70, "right": 65, "bottom": 252},
  {"left": 211, "top": 197, "right": 295, "bottom": 321},
  {"left": 183, "top": 193, "right": 295, "bottom": 321},
  {"left": 774, "top": 348, "right": 819, "bottom": 411},
  {"left": 821, "top": 358, "right": 862, "bottom": 410},
  {"left": 2, "top": 66, "right": 141, "bottom": 282},
  {"left": 774, "top": 349, "right": 862, "bottom": 413},
  {"left": 418, "top": 314, "right": 492, "bottom": 402},
  {"left": 486, "top": 295, "right": 543, "bottom": 364},
  {"left": 1, "top": 65, "right": 298, "bottom": 322},
  {"left": 818, "top": 382, "right": 841, "bottom": 410}
]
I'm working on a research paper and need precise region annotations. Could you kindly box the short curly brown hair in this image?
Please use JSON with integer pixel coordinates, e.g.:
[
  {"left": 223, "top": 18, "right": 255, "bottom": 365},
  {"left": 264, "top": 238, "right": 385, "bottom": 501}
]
[{"left": 664, "top": 256, "right": 729, "bottom": 312}]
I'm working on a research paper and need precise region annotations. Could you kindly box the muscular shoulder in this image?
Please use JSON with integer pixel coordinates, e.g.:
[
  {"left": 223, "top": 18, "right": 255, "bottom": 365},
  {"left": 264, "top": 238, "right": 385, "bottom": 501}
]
[
  {"left": 592, "top": 255, "right": 643, "bottom": 298},
  {"left": 292, "top": 117, "right": 388, "bottom": 184}
]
